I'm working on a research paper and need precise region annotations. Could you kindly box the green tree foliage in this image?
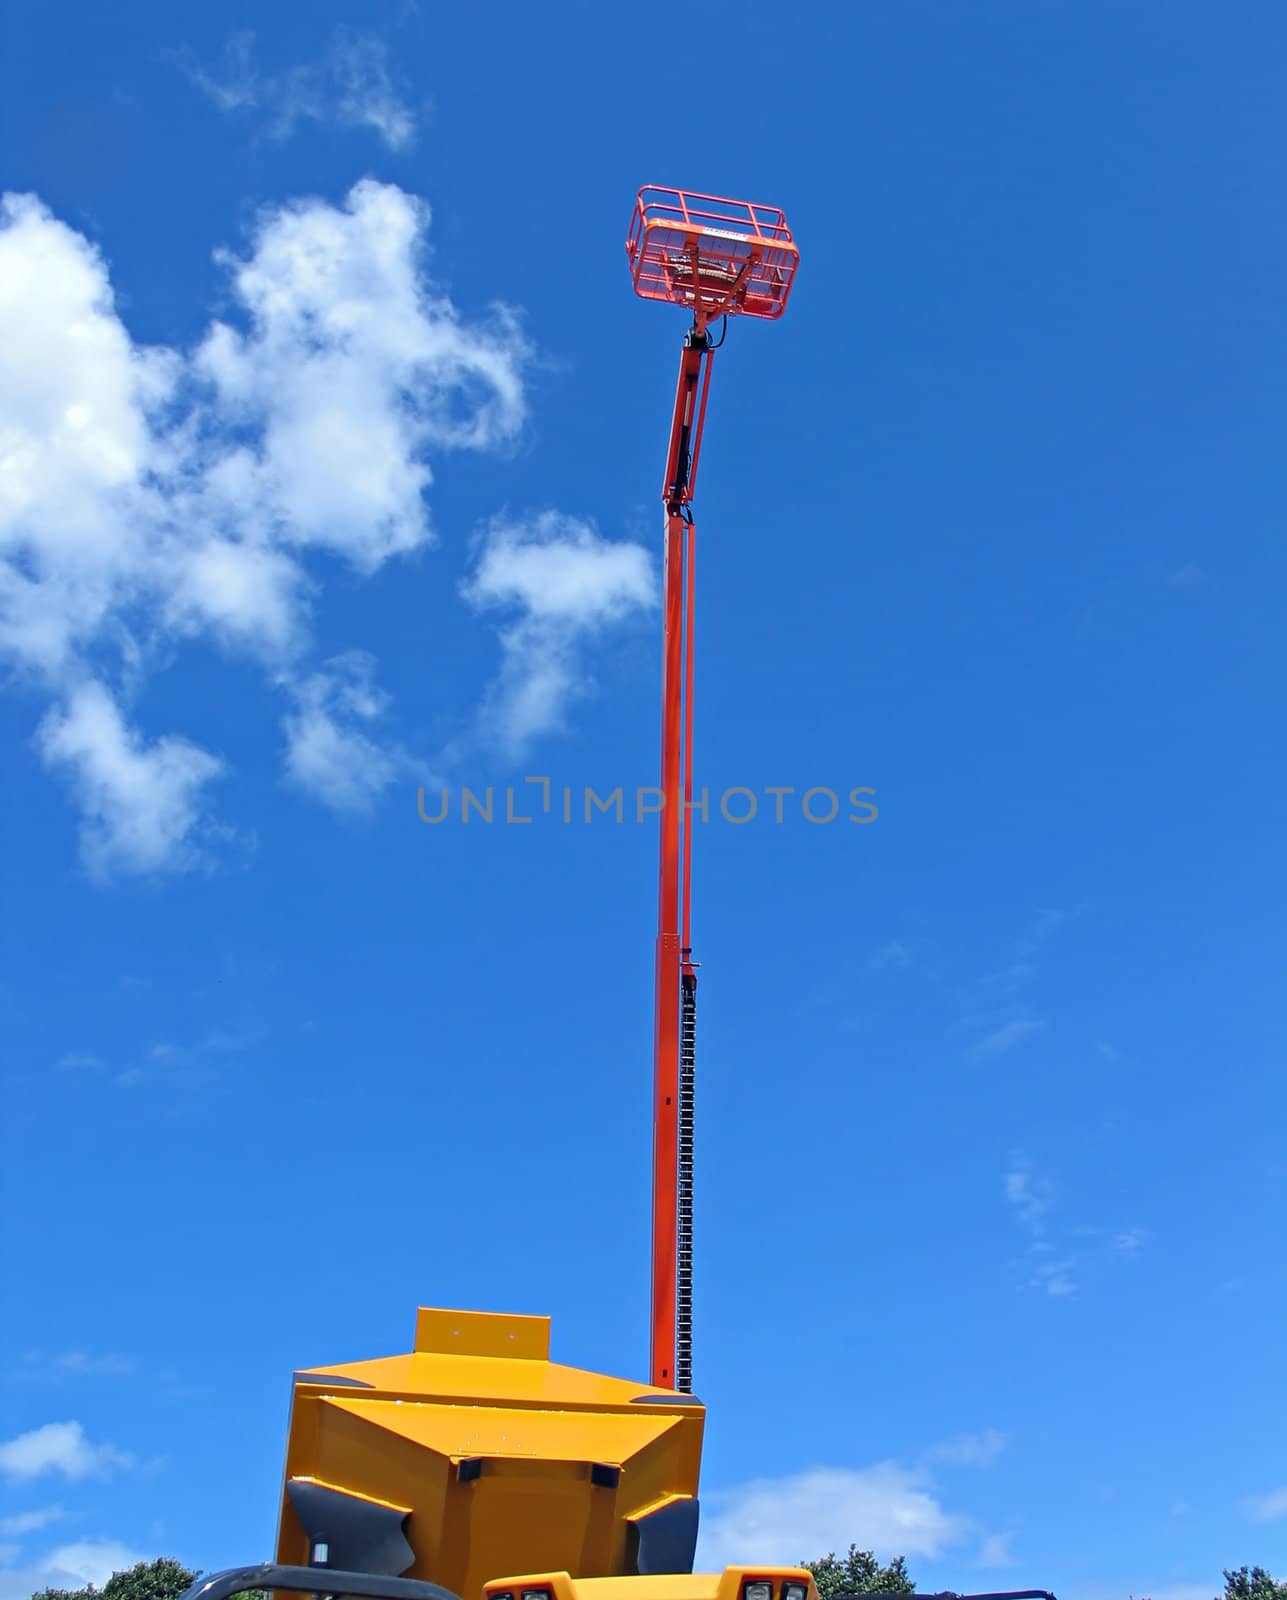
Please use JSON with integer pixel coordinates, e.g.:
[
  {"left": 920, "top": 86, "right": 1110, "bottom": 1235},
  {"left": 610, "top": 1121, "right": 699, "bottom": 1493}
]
[
  {"left": 104, "top": 1560, "right": 199, "bottom": 1600},
  {"left": 803, "top": 1545, "right": 915, "bottom": 1596},
  {"left": 1136, "top": 1570, "right": 1287, "bottom": 1600},
  {"left": 1223, "top": 1569, "right": 1287, "bottom": 1600},
  {"left": 31, "top": 1558, "right": 196, "bottom": 1600},
  {"left": 29, "top": 1557, "right": 266, "bottom": 1600}
]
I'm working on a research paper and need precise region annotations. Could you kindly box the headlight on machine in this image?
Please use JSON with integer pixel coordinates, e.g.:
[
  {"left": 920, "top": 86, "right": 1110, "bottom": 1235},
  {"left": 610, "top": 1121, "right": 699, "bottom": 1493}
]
[
  {"left": 783, "top": 1584, "right": 808, "bottom": 1600},
  {"left": 744, "top": 1583, "right": 774, "bottom": 1600}
]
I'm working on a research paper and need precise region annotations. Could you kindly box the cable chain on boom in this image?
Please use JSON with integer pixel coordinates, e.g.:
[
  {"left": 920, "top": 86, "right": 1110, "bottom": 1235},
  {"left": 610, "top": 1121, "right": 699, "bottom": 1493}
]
[{"left": 675, "top": 969, "right": 697, "bottom": 1393}]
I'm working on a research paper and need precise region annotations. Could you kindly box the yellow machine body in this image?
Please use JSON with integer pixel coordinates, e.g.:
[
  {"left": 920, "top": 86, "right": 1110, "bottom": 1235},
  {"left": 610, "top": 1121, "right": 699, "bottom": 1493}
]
[
  {"left": 276, "top": 1308, "right": 704, "bottom": 1600},
  {"left": 483, "top": 1571, "right": 820, "bottom": 1600}
]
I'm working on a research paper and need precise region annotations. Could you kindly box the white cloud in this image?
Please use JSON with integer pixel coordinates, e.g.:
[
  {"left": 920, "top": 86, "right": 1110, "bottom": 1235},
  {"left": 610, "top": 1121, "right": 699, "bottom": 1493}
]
[
  {"left": 55, "top": 1352, "right": 135, "bottom": 1377},
  {"left": 1011, "top": 907, "right": 1064, "bottom": 960},
  {"left": 1113, "top": 1227, "right": 1150, "bottom": 1256},
  {"left": 0, "top": 181, "right": 530, "bottom": 875},
  {"left": 195, "top": 180, "right": 526, "bottom": 561},
  {"left": 182, "top": 32, "right": 258, "bottom": 112},
  {"left": 967, "top": 1017, "right": 1045, "bottom": 1062},
  {"left": 329, "top": 33, "right": 419, "bottom": 151},
  {"left": 54, "top": 1053, "right": 101, "bottom": 1071},
  {"left": 696, "top": 1463, "right": 973, "bottom": 1570},
  {"left": 975, "top": 1532, "right": 1017, "bottom": 1567},
  {"left": 0, "top": 1422, "right": 133, "bottom": 1481},
  {"left": 0, "top": 1507, "right": 64, "bottom": 1537},
  {"left": 185, "top": 28, "right": 419, "bottom": 151},
  {"left": 39, "top": 682, "right": 225, "bottom": 880},
  {"left": 1003, "top": 1163, "right": 1051, "bottom": 1234},
  {"left": 1028, "top": 1257, "right": 1078, "bottom": 1298},
  {"left": 466, "top": 513, "right": 654, "bottom": 624},
  {"left": 926, "top": 1430, "right": 1008, "bottom": 1469},
  {"left": 463, "top": 511, "right": 654, "bottom": 758},
  {"left": 1245, "top": 1487, "right": 1287, "bottom": 1522},
  {"left": 282, "top": 652, "right": 402, "bottom": 814},
  {"left": 1004, "top": 1159, "right": 1080, "bottom": 1297},
  {"left": 0, "top": 192, "right": 174, "bottom": 679},
  {"left": 160, "top": 535, "right": 307, "bottom": 658},
  {"left": 42, "top": 1541, "right": 143, "bottom": 1588}
]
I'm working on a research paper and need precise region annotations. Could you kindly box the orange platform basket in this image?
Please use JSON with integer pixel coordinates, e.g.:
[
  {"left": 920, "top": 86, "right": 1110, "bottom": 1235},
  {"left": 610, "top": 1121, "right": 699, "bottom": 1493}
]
[{"left": 626, "top": 186, "right": 799, "bottom": 322}]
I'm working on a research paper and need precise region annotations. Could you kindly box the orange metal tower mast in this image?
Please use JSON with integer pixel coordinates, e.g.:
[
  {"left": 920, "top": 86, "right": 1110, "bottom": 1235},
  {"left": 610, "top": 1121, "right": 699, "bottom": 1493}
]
[{"left": 625, "top": 187, "right": 799, "bottom": 1392}]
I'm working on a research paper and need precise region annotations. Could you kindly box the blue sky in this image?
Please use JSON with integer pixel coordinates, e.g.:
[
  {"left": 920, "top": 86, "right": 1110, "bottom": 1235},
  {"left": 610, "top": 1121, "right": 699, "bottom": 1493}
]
[{"left": 1, "top": 3, "right": 1285, "bottom": 1599}]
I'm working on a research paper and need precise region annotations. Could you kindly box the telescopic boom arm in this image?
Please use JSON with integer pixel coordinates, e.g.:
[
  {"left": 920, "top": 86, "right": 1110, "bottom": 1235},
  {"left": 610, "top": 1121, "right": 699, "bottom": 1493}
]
[
  {"left": 651, "top": 322, "right": 712, "bottom": 1392},
  {"left": 626, "top": 185, "right": 800, "bottom": 1394}
]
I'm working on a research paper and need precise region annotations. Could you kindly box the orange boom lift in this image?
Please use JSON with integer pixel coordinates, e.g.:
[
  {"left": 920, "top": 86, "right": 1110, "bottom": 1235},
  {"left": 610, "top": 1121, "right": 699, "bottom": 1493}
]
[{"left": 624, "top": 187, "right": 799, "bottom": 1391}]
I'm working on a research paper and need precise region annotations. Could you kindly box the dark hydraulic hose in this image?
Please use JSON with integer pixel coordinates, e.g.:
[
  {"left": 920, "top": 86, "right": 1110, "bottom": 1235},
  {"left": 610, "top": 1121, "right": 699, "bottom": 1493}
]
[{"left": 676, "top": 968, "right": 697, "bottom": 1393}]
